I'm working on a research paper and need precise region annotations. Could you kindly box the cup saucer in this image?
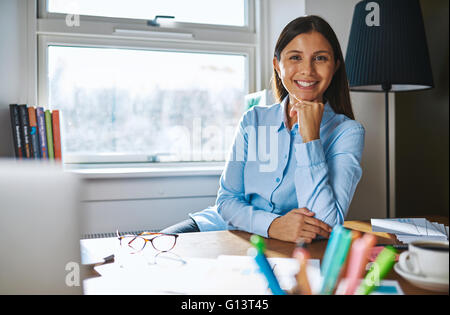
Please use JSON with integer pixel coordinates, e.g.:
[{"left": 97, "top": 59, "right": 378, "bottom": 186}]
[{"left": 394, "top": 263, "right": 449, "bottom": 293}]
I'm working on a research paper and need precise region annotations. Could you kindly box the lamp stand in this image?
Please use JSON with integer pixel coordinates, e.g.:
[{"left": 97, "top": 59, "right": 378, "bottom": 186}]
[{"left": 383, "top": 83, "right": 392, "bottom": 218}]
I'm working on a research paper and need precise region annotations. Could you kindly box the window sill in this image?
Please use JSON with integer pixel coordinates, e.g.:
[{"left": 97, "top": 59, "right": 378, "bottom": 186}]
[{"left": 65, "top": 161, "right": 225, "bottom": 179}]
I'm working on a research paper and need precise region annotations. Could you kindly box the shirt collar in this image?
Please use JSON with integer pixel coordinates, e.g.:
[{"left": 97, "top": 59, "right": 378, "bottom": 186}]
[{"left": 277, "top": 95, "right": 335, "bottom": 132}]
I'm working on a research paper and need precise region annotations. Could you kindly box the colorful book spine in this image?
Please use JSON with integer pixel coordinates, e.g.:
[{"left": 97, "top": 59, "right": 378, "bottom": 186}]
[
  {"left": 52, "top": 110, "right": 62, "bottom": 161},
  {"left": 45, "top": 110, "right": 54, "bottom": 160},
  {"left": 9, "top": 104, "right": 24, "bottom": 159},
  {"left": 18, "top": 104, "right": 32, "bottom": 158},
  {"left": 36, "top": 107, "right": 48, "bottom": 159},
  {"left": 28, "top": 106, "right": 41, "bottom": 159}
]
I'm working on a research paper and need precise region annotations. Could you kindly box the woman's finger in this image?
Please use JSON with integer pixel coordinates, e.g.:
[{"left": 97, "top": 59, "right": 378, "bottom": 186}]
[
  {"left": 291, "top": 102, "right": 311, "bottom": 112},
  {"left": 296, "top": 237, "right": 313, "bottom": 244},
  {"left": 297, "top": 230, "right": 316, "bottom": 240},
  {"left": 304, "top": 216, "right": 333, "bottom": 232},
  {"left": 289, "top": 106, "right": 297, "bottom": 118},
  {"left": 297, "top": 99, "right": 314, "bottom": 106},
  {"left": 291, "top": 208, "right": 315, "bottom": 216},
  {"left": 303, "top": 222, "right": 330, "bottom": 238}
]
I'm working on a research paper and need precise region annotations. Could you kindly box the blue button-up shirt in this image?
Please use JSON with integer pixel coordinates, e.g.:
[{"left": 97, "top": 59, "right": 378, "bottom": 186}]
[{"left": 190, "top": 96, "right": 365, "bottom": 237}]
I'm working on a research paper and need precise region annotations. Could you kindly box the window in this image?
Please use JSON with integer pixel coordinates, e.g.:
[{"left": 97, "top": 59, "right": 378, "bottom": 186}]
[
  {"left": 38, "top": 0, "right": 259, "bottom": 163},
  {"left": 47, "top": 0, "right": 247, "bottom": 27},
  {"left": 49, "top": 46, "right": 246, "bottom": 161}
]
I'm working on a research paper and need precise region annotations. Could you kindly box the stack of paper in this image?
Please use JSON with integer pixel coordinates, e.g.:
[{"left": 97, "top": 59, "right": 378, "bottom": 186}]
[{"left": 371, "top": 218, "right": 449, "bottom": 244}]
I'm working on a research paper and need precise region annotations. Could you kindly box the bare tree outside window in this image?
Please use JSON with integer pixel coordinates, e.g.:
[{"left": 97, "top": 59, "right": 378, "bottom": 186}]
[{"left": 48, "top": 46, "right": 247, "bottom": 162}]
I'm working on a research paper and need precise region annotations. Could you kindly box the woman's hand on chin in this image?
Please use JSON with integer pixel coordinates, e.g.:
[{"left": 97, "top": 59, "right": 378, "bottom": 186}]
[{"left": 289, "top": 97, "right": 324, "bottom": 143}]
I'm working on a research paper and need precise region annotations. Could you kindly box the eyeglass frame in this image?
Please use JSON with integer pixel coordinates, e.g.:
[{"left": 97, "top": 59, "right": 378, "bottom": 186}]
[{"left": 116, "top": 230, "right": 179, "bottom": 253}]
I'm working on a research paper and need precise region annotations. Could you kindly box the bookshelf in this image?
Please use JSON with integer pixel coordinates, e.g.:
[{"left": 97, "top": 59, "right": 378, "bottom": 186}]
[{"left": 9, "top": 104, "right": 62, "bottom": 161}]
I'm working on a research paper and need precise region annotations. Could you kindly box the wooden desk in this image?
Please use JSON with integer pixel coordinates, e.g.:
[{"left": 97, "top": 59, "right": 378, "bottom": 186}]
[
  {"left": 86, "top": 216, "right": 448, "bottom": 295},
  {"left": 168, "top": 216, "right": 448, "bottom": 295}
]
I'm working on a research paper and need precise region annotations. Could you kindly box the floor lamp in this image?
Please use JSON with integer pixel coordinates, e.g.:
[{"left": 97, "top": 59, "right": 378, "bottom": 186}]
[{"left": 345, "top": 0, "right": 434, "bottom": 218}]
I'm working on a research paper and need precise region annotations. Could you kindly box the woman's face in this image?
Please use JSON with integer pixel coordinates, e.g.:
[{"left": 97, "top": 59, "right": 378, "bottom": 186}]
[{"left": 273, "top": 31, "right": 339, "bottom": 103}]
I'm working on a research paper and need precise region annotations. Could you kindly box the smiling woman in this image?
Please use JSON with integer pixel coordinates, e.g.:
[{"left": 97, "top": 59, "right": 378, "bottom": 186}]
[{"left": 161, "top": 16, "right": 365, "bottom": 243}]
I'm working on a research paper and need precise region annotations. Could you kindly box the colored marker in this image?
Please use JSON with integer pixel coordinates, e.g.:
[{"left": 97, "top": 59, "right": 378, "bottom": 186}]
[
  {"left": 292, "top": 241, "right": 312, "bottom": 295},
  {"left": 249, "top": 235, "right": 286, "bottom": 295},
  {"left": 356, "top": 245, "right": 397, "bottom": 295},
  {"left": 344, "top": 233, "right": 377, "bottom": 295},
  {"left": 336, "top": 231, "right": 362, "bottom": 286},
  {"left": 321, "top": 225, "right": 352, "bottom": 278},
  {"left": 320, "top": 226, "right": 353, "bottom": 295},
  {"left": 321, "top": 225, "right": 345, "bottom": 277}
]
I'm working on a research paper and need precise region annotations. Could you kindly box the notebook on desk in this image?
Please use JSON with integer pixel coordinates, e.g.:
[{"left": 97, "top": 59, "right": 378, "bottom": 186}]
[
  {"left": 371, "top": 218, "right": 449, "bottom": 244},
  {"left": 0, "top": 160, "right": 83, "bottom": 294}
]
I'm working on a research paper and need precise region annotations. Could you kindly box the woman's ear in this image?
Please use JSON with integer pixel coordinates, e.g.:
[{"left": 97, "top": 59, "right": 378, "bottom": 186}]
[{"left": 273, "top": 57, "right": 281, "bottom": 77}]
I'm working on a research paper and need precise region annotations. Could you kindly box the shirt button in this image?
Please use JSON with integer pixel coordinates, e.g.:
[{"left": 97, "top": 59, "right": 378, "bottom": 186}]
[
  {"left": 276, "top": 177, "right": 280, "bottom": 183},
  {"left": 284, "top": 154, "right": 288, "bottom": 159}
]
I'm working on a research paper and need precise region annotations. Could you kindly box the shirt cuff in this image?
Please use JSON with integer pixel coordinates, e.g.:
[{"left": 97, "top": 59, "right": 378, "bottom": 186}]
[
  {"left": 294, "top": 139, "right": 326, "bottom": 167},
  {"left": 252, "top": 211, "right": 281, "bottom": 238}
]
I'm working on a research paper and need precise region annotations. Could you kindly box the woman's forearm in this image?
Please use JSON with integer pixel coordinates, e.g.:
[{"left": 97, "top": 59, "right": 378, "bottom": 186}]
[{"left": 293, "top": 126, "right": 364, "bottom": 227}]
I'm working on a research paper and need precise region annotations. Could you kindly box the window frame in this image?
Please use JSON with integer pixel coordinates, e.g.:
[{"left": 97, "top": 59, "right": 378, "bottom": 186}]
[
  {"left": 39, "top": 0, "right": 255, "bottom": 32},
  {"left": 36, "top": 0, "right": 263, "bottom": 165}
]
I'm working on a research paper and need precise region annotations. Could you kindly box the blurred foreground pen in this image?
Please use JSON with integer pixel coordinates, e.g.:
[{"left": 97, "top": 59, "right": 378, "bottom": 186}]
[
  {"left": 356, "top": 245, "right": 397, "bottom": 295},
  {"left": 344, "top": 233, "right": 377, "bottom": 295},
  {"left": 320, "top": 226, "right": 352, "bottom": 295},
  {"left": 249, "top": 235, "right": 286, "bottom": 295},
  {"left": 292, "top": 241, "right": 312, "bottom": 295}
]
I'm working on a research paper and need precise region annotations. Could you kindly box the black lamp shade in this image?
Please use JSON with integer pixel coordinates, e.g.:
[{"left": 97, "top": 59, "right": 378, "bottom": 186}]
[{"left": 345, "top": 0, "right": 434, "bottom": 92}]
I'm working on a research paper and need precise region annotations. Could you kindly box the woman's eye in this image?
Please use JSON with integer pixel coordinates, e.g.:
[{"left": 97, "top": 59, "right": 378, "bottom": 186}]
[
  {"left": 315, "top": 55, "right": 328, "bottom": 62},
  {"left": 289, "top": 55, "right": 301, "bottom": 61}
]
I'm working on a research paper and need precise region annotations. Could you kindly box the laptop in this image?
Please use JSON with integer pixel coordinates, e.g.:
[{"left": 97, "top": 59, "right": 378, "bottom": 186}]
[{"left": 0, "top": 159, "right": 83, "bottom": 294}]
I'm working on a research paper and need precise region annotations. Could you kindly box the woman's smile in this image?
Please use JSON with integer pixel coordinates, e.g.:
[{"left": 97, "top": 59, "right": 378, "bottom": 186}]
[{"left": 294, "top": 80, "right": 319, "bottom": 89}]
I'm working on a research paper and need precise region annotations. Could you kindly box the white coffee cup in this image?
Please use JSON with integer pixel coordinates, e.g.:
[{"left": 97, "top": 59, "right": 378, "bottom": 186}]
[{"left": 398, "top": 241, "right": 449, "bottom": 279}]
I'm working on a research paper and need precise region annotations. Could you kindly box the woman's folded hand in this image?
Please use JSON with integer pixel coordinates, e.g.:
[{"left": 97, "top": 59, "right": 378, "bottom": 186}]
[{"left": 268, "top": 207, "right": 332, "bottom": 243}]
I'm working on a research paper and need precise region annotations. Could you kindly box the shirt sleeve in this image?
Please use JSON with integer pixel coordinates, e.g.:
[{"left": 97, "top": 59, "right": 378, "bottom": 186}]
[
  {"left": 293, "top": 121, "right": 365, "bottom": 227},
  {"left": 215, "top": 112, "right": 280, "bottom": 237}
]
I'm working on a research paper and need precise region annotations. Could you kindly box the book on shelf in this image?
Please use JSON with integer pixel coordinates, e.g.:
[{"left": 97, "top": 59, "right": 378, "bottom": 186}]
[
  {"left": 28, "top": 106, "right": 41, "bottom": 159},
  {"left": 36, "top": 107, "right": 48, "bottom": 159},
  {"left": 45, "top": 109, "right": 54, "bottom": 160},
  {"left": 52, "top": 110, "right": 62, "bottom": 161},
  {"left": 18, "top": 104, "right": 32, "bottom": 158},
  {"left": 9, "top": 104, "right": 23, "bottom": 159},
  {"left": 8, "top": 104, "right": 63, "bottom": 161}
]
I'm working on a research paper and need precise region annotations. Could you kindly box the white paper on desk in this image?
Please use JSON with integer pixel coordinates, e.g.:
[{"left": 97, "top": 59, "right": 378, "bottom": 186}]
[
  {"left": 90, "top": 257, "right": 268, "bottom": 295},
  {"left": 216, "top": 255, "right": 322, "bottom": 294},
  {"left": 371, "top": 218, "right": 446, "bottom": 237},
  {"left": 88, "top": 255, "right": 322, "bottom": 295},
  {"left": 88, "top": 257, "right": 221, "bottom": 295},
  {"left": 80, "top": 237, "right": 117, "bottom": 265},
  {"left": 431, "top": 222, "right": 449, "bottom": 239}
]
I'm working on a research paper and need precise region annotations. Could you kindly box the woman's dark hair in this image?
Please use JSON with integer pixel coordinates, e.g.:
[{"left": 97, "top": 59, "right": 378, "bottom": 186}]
[{"left": 272, "top": 15, "right": 355, "bottom": 120}]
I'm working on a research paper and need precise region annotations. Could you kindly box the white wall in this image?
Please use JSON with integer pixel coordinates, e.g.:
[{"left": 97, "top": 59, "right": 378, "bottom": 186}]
[{"left": 0, "top": 0, "right": 28, "bottom": 157}]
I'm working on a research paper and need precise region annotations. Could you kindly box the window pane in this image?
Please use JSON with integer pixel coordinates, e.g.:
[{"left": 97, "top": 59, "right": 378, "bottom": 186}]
[
  {"left": 48, "top": 46, "right": 247, "bottom": 162},
  {"left": 48, "top": 0, "right": 247, "bottom": 27}
]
